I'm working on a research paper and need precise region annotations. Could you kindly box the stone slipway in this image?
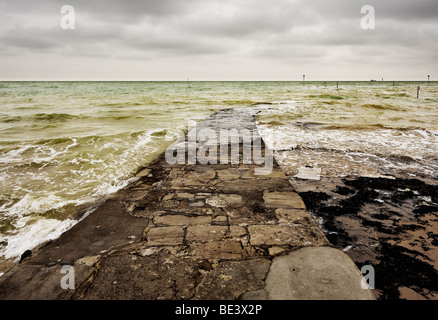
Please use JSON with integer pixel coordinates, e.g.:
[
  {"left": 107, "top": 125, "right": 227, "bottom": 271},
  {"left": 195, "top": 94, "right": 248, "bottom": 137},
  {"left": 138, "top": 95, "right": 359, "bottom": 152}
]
[{"left": 0, "top": 108, "right": 374, "bottom": 300}]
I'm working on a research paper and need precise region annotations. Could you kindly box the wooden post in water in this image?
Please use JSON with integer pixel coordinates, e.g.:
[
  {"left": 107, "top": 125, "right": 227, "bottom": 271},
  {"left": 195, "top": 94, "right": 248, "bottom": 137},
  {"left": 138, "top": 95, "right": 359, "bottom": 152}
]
[
  {"left": 393, "top": 81, "right": 395, "bottom": 87},
  {"left": 428, "top": 75, "right": 430, "bottom": 83},
  {"left": 336, "top": 81, "right": 339, "bottom": 90},
  {"left": 417, "top": 86, "right": 420, "bottom": 99},
  {"left": 303, "top": 75, "right": 305, "bottom": 85}
]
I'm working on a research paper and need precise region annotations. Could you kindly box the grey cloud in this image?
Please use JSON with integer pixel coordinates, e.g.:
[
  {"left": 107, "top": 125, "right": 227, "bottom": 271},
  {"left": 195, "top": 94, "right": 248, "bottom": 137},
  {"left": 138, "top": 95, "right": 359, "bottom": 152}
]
[
  {"left": 0, "top": 0, "right": 195, "bottom": 17},
  {"left": 0, "top": 0, "right": 437, "bottom": 79},
  {"left": 1, "top": 33, "right": 56, "bottom": 49}
]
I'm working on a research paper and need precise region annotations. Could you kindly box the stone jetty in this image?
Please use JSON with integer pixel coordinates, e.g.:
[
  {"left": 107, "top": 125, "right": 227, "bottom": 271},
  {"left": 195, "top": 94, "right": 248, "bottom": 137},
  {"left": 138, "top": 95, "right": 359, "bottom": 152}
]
[{"left": 0, "top": 108, "right": 374, "bottom": 300}]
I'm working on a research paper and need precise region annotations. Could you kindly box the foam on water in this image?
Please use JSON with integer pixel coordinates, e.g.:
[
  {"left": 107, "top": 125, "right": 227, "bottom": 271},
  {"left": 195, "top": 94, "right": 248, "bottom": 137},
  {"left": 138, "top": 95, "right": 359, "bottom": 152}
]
[
  {"left": 257, "top": 121, "right": 438, "bottom": 178},
  {"left": 0, "top": 217, "right": 77, "bottom": 260},
  {"left": 259, "top": 124, "right": 438, "bottom": 161},
  {"left": 0, "top": 129, "right": 172, "bottom": 258}
]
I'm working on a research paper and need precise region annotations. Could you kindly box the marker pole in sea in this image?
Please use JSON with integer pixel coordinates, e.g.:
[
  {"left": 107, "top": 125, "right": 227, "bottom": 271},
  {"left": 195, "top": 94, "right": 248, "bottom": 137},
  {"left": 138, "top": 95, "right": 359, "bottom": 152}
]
[
  {"left": 417, "top": 86, "right": 420, "bottom": 99},
  {"left": 428, "top": 75, "right": 430, "bottom": 83},
  {"left": 303, "top": 75, "right": 305, "bottom": 85},
  {"left": 336, "top": 81, "right": 339, "bottom": 90}
]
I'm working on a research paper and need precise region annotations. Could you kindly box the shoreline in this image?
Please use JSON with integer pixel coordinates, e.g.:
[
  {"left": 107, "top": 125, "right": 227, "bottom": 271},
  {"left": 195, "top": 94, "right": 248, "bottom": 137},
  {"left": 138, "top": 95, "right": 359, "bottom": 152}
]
[
  {"left": 0, "top": 146, "right": 172, "bottom": 275},
  {"left": 0, "top": 108, "right": 373, "bottom": 300}
]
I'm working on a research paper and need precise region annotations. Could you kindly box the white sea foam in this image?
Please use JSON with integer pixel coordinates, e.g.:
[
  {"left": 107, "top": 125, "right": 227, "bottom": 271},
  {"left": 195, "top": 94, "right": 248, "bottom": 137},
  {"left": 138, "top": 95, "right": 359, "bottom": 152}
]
[
  {"left": 0, "top": 145, "right": 33, "bottom": 163},
  {"left": 3, "top": 193, "right": 85, "bottom": 221},
  {"left": 258, "top": 123, "right": 438, "bottom": 161},
  {"left": 258, "top": 120, "right": 438, "bottom": 178},
  {"left": 0, "top": 130, "right": 163, "bottom": 259},
  {"left": 0, "top": 217, "right": 77, "bottom": 260},
  {"left": 0, "top": 127, "right": 170, "bottom": 260}
]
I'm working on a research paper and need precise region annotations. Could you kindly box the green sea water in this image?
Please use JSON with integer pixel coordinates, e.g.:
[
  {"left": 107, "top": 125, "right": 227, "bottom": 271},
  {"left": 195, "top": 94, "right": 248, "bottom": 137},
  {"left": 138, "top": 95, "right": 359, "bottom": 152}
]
[{"left": 0, "top": 81, "right": 437, "bottom": 260}]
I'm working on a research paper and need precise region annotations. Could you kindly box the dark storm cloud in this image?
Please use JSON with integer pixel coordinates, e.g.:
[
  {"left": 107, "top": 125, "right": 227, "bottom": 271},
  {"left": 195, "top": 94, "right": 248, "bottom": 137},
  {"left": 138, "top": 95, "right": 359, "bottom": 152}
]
[
  {"left": 0, "top": 0, "right": 437, "bottom": 79},
  {"left": 1, "top": 0, "right": 436, "bottom": 52}
]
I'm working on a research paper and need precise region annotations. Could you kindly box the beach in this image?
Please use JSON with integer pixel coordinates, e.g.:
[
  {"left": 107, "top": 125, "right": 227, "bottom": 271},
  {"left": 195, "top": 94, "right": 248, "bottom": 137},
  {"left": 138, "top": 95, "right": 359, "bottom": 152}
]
[{"left": 0, "top": 81, "right": 437, "bottom": 299}]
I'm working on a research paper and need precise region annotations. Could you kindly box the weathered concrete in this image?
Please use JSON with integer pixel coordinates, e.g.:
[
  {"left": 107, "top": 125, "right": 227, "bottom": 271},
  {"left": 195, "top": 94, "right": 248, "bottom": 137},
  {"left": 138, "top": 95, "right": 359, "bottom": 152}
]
[
  {"left": 264, "top": 247, "right": 376, "bottom": 300},
  {"left": 0, "top": 108, "right": 373, "bottom": 300}
]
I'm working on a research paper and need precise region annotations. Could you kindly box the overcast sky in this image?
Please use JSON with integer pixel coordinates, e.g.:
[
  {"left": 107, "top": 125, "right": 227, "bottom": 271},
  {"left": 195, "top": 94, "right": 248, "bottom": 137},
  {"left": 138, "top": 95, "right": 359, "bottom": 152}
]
[{"left": 0, "top": 0, "right": 437, "bottom": 81}]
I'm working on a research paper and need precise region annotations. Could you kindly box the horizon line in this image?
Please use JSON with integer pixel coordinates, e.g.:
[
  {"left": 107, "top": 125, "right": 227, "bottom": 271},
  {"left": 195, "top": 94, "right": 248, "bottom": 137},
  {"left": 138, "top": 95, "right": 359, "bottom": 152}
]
[{"left": 0, "top": 79, "right": 434, "bottom": 82}]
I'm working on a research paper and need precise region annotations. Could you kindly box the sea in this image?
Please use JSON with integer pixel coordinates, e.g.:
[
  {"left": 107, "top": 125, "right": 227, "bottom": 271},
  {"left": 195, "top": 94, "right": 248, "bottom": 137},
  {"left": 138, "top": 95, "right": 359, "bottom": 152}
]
[{"left": 0, "top": 81, "right": 437, "bottom": 263}]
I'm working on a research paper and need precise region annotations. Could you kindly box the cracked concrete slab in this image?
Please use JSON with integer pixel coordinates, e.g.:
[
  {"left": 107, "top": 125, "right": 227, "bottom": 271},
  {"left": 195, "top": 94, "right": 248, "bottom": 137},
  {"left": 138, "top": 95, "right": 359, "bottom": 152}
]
[{"left": 264, "top": 247, "right": 375, "bottom": 300}]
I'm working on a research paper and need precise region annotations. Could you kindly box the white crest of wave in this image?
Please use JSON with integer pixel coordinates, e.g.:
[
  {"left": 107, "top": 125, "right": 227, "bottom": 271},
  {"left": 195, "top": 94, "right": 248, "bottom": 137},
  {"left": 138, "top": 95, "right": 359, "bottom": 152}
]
[
  {"left": 3, "top": 193, "right": 84, "bottom": 221},
  {"left": 0, "top": 217, "right": 77, "bottom": 260}
]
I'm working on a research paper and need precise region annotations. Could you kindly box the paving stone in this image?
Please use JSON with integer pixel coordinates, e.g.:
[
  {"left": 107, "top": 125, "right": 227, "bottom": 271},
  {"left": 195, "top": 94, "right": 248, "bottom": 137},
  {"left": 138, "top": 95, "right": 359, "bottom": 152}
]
[
  {"left": 211, "top": 215, "right": 228, "bottom": 226},
  {"left": 137, "top": 247, "right": 162, "bottom": 257},
  {"left": 194, "top": 258, "right": 271, "bottom": 300},
  {"left": 168, "top": 169, "right": 181, "bottom": 179},
  {"left": 219, "top": 194, "right": 243, "bottom": 207},
  {"left": 226, "top": 207, "right": 276, "bottom": 226},
  {"left": 175, "top": 192, "right": 195, "bottom": 199},
  {"left": 184, "top": 170, "right": 216, "bottom": 180},
  {"left": 135, "top": 168, "right": 151, "bottom": 177},
  {"left": 263, "top": 192, "right": 306, "bottom": 209},
  {"left": 206, "top": 194, "right": 243, "bottom": 208},
  {"left": 186, "top": 226, "right": 228, "bottom": 242},
  {"left": 248, "top": 225, "right": 327, "bottom": 247},
  {"left": 205, "top": 196, "right": 227, "bottom": 207},
  {"left": 194, "top": 241, "right": 242, "bottom": 260},
  {"left": 228, "top": 226, "right": 247, "bottom": 239},
  {"left": 154, "top": 215, "right": 211, "bottom": 226},
  {"left": 76, "top": 255, "right": 101, "bottom": 267},
  {"left": 242, "top": 169, "right": 286, "bottom": 179},
  {"left": 189, "top": 201, "right": 205, "bottom": 207},
  {"left": 81, "top": 250, "right": 202, "bottom": 300},
  {"left": 275, "top": 208, "right": 313, "bottom": 224},
  {"left": 146, "top": 227, "right": 184, "bottom": 246},
  {"left": 268, "top": 246, "right": 287, "bottom": 256},
  {"left": 162, "top": 194, "right": 174, "bottom": 201},
  {"left": 179, "top": 178, "right": 205, "bottom": 186},
  {"left": 214, "top": 179, "right": 291, "bottom": 192},
  {"left": 216, "top": 169, "right": 242, "bottom": 180}
]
